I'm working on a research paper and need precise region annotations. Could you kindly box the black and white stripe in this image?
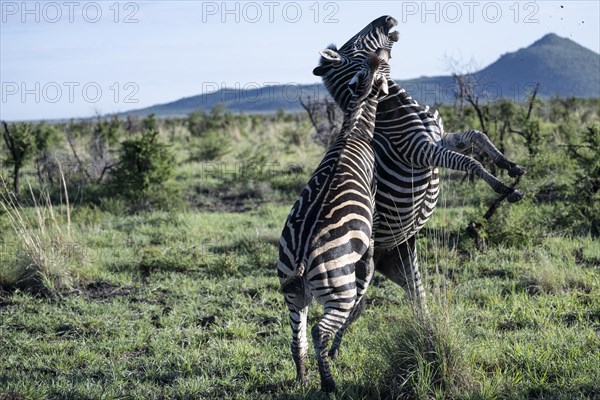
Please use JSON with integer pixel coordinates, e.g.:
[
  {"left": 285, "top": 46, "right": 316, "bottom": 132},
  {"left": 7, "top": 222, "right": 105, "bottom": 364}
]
[
  {"left": 277, "top": 52, "right": 389, "bottom": 393},
  {"left": 313, "top": 16, "right": 526, "bottom": 311}
]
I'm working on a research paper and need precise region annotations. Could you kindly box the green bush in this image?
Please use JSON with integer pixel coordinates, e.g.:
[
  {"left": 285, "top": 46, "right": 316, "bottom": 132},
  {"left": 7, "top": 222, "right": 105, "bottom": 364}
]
[
  {"left": 560, "top": 125, "right": 600, "bottom": 235},
  {"left": 110, "top": 129, "right": 176, "bottom": 211},
  {"left": 192, "top": 130, "right": 231, "bottom": 161},
  {"left": 2, "top": 122, "right": 35, "bottom": 194}
]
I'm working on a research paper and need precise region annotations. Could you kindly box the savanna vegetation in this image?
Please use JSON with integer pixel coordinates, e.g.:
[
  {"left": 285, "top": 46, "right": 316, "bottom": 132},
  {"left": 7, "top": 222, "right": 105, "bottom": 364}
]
[{"left": 1, "top": 96, "right": 599, "bottom": 399}]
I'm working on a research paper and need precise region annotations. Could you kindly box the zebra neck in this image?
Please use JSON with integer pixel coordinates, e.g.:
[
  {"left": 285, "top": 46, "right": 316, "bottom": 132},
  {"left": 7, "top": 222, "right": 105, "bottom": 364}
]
[
  {"left": 376, "top": 80, "right": 418, "bottom": 108},
  {"left": 340, "top": 96, "right": 378, "bottom": 141},
  {"left": 387, "top": 80, "right": 420, "bottom": 106},
  {"left": 374, "top": 79, "right": 432, "bottom": 121},
  {"left": 330, "top": 106, "right": 377, "bottom": 178}
]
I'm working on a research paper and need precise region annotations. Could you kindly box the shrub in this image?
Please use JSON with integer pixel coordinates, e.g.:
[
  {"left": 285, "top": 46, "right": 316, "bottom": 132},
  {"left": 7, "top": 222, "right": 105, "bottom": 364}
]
[
  {"left": 110, "top": 129, "right": 176, "bottom": 211},
  {"left": 187, "top": 110, "right": 207, "bottom": 137},
  {"left": 142, "top": 113, "right": 158, "bottom": 132},
  {"left": 280, "top": 126, "right": 308, "bottom": 147},
  {"left": 1, "top": 121, "right": 35, "bottom": 194},
  {"left": 562, "top": 125, "right": 600, "bottom": 235},
  {"left": 192, "top": 130, "right": 231, "bottom": 161}
]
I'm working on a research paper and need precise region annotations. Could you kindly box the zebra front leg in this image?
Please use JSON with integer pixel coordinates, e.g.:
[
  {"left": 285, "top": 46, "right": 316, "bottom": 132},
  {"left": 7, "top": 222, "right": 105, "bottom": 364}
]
[
  {"left": 312, "top": 302, "right": 355, "bottom": 393},
  {"left": 442, "top": 130, "right": 527, "bottom": 177},
  {"left": 420, "top": 143, "right": 524, "bottom": 203}
]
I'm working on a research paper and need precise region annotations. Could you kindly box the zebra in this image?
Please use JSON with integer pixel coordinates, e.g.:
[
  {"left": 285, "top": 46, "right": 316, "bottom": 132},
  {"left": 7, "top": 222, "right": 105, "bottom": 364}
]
[
  {"left": 277, "top": 49, "right": 392, "bottom": 393},
  {"left": 311, "top": 16, "right": 526, "bottom": 349}
]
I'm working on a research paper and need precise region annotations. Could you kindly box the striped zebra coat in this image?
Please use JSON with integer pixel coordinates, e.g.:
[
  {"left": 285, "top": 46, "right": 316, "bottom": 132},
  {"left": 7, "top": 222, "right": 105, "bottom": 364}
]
[
  {"left": 277, "top": 51, "right": 391, "bottom": 393},
  {"left": 312, "top": 16, "right": 526, "bottom": 312}
]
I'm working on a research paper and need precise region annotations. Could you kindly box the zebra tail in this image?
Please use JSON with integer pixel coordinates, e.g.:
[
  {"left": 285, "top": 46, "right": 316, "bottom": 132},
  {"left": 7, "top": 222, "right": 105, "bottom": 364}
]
[{"left": 281, "top": 261, "right": 306, "bottom": 292}]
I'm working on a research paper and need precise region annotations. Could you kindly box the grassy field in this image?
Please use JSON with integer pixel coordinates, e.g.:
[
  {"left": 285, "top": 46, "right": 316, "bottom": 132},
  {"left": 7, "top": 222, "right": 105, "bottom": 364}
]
[{"left": 1, "top": 99, "right": 599, "bottom": 399}]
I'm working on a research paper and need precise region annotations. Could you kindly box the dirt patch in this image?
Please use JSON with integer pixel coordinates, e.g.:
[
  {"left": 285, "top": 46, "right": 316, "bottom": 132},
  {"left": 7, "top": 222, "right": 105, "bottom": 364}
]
[
  {"left": 129, "top": 287, "right": 174, "bottom": 310},
  {"left": 190, "top": 186, "right": 264, "bottom": 213},
  {"left": 0, "top": 392, "right": 28, "bottom": 400},
  {"left": 0, "top": 296, "right": 13, "bottom": 309},
  {"left": 573, "top": 248, "right": 600, "bottom": 268},
  {"left": 83, "top": 281, "right": 135, "bottom": 300},
  {"left": 198, "top": 315, "right": 218, "bottom": 328}
]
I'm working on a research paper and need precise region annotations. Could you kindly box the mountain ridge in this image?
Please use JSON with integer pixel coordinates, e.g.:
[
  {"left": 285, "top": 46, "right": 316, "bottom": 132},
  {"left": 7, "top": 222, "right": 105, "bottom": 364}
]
[{"left": 118, "top": 33, "right": 600, "bottom": 117}]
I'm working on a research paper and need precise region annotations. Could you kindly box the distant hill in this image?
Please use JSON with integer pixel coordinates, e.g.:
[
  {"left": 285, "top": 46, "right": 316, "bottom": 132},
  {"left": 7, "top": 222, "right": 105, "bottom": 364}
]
[
  {"left": 478, "top": 33, "right": 600, "bottom": 99},
  {"left": 119, "top": 33, "right": 600, "bottom": 118},
  {"left": 120, "top": 83, "right": 329, "bottom": 117}
]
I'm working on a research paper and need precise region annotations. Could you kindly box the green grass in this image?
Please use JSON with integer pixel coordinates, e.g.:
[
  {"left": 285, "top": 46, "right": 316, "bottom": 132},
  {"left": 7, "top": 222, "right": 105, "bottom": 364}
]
[
  {"left": 1, "top": 203, "right": 598, "bottom": 399},
  {"left": 1, "top": 103, "right": 599, "bottom": 398}
]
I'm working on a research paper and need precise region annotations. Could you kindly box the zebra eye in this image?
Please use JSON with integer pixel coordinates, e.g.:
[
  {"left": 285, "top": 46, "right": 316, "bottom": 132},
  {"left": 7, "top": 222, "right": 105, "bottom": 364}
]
[{"left": 353, "top": 38, "right": 364, "bottom": 50}]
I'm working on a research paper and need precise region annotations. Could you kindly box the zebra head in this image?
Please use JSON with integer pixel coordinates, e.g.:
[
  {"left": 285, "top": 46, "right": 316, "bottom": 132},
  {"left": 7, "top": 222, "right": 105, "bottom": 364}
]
[
  {"left": 338, "top": 50, "right": 391, "bottom": 139},
  {"left": 347, "top": 50, "right": 391, "bottom": 101},
  {"left": 313, "top": 15, "right": 398, "bottom": 108}
]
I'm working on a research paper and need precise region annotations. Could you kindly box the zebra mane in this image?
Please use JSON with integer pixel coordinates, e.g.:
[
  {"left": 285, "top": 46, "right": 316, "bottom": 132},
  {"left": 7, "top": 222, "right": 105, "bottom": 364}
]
[
  {"left": 300, "top": 54, "right": 381, "bottom": 260},
  {"left": 368, "top": 52, "right": 380, "bottom": 71}
]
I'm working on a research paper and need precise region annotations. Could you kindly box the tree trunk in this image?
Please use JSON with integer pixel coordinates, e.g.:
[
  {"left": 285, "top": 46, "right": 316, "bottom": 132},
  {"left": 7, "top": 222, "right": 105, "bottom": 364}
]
[{"left": 13, "top": 163, "right": 19, "bottom": 195}]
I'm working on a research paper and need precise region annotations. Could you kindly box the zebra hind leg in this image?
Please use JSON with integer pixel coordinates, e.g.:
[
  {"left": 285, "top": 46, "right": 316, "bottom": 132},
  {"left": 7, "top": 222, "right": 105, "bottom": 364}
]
[
  {"left": 312, "top": 305, "right": 354, "bottom": 393},
  {"left": 284, "top": 284, "right": 311, "bottom": 387},
  {"left": 288, "top": 306, "right": 309, "bottom": 386},
  {"left": 328, "top": 248, "right": 375, "bottom": 361},
  {"left": 328, "top": 296, "right": 366, "bottom": 361}
]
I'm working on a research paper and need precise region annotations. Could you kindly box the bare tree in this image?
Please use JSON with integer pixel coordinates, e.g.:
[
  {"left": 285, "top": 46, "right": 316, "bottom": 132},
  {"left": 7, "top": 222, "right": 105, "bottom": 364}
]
[
  {"left": 64, "top": 116, "right": 120, "bottom": 185},
  {"left": 299, "top": 96, "right": 343, "bottom": 148},
  {"left": 445, "top": 56, "right": 532, "bottom": 246},
  {"left": 445, "top": 55, "right": 489, "bottom": 133},
  {"left": 507, "top": 83, "right": 541, "bottom": 157},
  {"left": 444, "top": 55, "right": 499, "bottom": 178}
]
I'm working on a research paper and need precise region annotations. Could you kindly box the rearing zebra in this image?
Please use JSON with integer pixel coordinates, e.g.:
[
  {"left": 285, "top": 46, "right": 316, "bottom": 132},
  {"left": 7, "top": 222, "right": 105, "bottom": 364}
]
[
  {"left": 312, "top": 16, "right": 526, "bottom": 321},
  {"left": 277, "top": 50, "right": 391, "bottom": 393}
]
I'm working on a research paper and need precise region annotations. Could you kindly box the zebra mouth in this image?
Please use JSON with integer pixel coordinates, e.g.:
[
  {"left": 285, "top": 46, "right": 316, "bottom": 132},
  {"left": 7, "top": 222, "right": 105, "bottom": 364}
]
[{"left": 382, "top": 16, "right": 399, "bottom": 42}]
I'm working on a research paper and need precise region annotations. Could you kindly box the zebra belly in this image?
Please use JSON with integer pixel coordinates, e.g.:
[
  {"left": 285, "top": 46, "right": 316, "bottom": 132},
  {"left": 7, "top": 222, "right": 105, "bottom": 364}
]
[{"left": 373, "top": 166, "right": 440, "bottom": 249}]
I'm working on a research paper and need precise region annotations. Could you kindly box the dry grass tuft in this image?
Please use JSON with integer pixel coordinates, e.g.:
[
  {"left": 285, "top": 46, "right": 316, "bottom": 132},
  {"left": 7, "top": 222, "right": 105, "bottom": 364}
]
[{"left": 0, "top": 168, "right": 84, "bottom": 295}]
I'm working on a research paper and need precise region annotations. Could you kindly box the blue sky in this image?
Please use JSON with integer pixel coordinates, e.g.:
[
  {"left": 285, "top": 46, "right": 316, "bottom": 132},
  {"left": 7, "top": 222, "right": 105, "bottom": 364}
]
[{"left": 1, "top": 1, "right": 599, "bottom": 121}]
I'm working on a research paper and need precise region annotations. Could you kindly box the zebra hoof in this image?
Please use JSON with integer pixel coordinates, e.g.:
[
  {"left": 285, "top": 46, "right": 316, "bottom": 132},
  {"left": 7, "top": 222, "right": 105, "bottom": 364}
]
[
  {"left": 507, "top": 190, "right": 524, "bottom": 203},
  {"left": 295, "top": 372, "right": 308, "bottom": 387},
  {"left": 321, "top": 379, "right": 337, "bottom": 393},
  {"left": 328, "top": 347, "right": 339, "bottom": 362},
  {"left": 297, "top": 377, "right": 308, "bottom": 388},
  {"left": 508, "top": 165, "right": 527, "bottom": 178}
]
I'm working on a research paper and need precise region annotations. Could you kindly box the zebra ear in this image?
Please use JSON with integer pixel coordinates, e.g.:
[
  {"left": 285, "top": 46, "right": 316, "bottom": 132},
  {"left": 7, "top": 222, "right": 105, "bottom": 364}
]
[
  {"left": 319, "top": 48, "right": 342, "bottom": 62},
  {"left": 313, "top": 49, "right": 342, "bottom": 76}
]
